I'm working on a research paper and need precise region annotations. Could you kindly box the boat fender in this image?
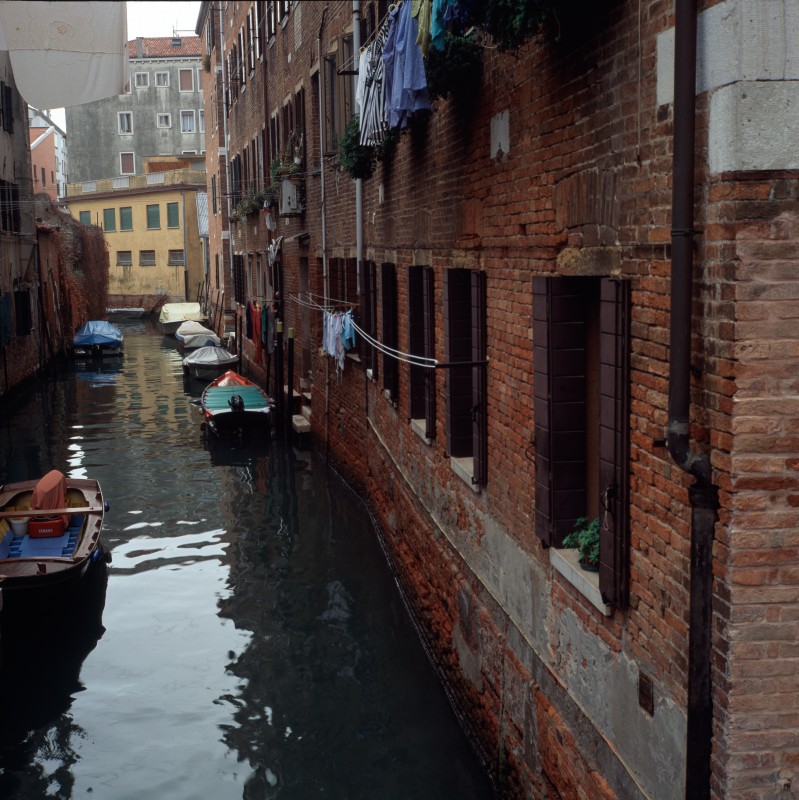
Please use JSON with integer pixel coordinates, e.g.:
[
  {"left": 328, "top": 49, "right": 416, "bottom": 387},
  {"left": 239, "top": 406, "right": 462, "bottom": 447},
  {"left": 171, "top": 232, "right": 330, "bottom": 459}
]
[
  {"left": 104, "top": 501, "right": 110, "bottom": 512},
  {"left": 229, "top": 394, "right": 245, "bottom": 412}
]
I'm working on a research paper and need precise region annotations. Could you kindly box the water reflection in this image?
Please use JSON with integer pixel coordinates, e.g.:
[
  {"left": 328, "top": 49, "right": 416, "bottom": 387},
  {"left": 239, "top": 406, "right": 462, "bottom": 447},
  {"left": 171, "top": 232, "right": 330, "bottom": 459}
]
[{"left": 0, "top": 323, "right": 494, "bottom": 799}]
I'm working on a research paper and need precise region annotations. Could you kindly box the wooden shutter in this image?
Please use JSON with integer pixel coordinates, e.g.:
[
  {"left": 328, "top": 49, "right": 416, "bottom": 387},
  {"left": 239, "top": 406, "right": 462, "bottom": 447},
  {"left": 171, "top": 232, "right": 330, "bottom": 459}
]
[
  {"left": 472, "top": 271, "right": 487, "bottom": 485},
  {"left": 445, "top": 269, "right": 472, "bottom": 457},
  {"left": 408, "top": 268, "right": 426, "bottom": 419},
  {"left": 598, "top": 278, "right": 631, "bottom": 607},
  {"left": 533, "top": 276, "right": 587, "bottom": 547},
  {"left": 382, "top": 263, "right": 398, "bottom": 400},
  {"left": 423, "top": 268, "right": 436, "bottom": 439}
]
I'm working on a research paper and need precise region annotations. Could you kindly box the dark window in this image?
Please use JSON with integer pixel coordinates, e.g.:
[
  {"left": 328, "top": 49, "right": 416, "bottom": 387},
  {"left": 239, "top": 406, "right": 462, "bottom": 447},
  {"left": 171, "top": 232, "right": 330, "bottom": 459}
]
[
  {"left": 14, "top": 289, "right": 32, "bottom": 335},
  {"left": 103, "top": 208, "right": 116, "bottom": 231},
  {"left": 79, "top": 210, "right": 91, "bottom": 226},
  {"left": 146, "top": 204, "right": 160, "bottom": 229},
  {"left": 408, "top": 266, "right": 436, "bottom": 439},
  {"left": 381, "top": 263, "right": 398, "bottom": 401},
  {"left": 360, "top": 260, "right": 378, "bottom": 377},
  {"left": 532, "top": 276, "right": 631, "bottom": 608},
  {"left": 211, "top": 175, "right": 217, "bottom": 214},
  {"left": 233, "top": 254, "right": 245, "bottom": 304},
  {"left": 445, "top": 269, "right": 487, "bottom": 485},
  {"left": 3, "top": 83, "right": 13, "bottom": 133},
  {"left": 120, "top": 206, "right": 133, "bottom": 231}
]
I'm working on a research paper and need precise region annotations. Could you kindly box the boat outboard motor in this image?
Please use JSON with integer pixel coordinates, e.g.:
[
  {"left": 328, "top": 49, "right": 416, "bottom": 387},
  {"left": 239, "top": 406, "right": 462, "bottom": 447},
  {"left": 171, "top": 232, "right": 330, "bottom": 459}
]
[{"left": 229, "top": 394, "right": 245, "bottom": 413}]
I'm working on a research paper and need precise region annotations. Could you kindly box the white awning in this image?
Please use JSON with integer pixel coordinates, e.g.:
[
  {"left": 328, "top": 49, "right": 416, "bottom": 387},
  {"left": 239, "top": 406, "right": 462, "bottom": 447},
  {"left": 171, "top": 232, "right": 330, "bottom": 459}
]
[{"left": 0, "top": 2, "right": 128, "bottom": 108}]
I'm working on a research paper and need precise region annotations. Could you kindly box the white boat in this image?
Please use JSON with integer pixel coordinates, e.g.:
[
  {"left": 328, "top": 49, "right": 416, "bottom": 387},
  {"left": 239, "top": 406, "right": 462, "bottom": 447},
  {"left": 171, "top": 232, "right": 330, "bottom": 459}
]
[
  {"left": 158, "top": 302, "right": 206, "bottom": 335},
  {"left": 175, "top": 320, "right": 221, "bottom": 351},
  {"left": 183, "top": 346, "right": 238, "bottom": 381}
]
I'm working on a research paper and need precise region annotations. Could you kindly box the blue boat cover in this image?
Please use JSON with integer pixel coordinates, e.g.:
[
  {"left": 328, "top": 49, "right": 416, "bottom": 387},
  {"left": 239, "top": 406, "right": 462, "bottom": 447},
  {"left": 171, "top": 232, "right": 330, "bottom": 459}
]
[{"left": 73, "top": 320, "right": 123, "bottom": 347}]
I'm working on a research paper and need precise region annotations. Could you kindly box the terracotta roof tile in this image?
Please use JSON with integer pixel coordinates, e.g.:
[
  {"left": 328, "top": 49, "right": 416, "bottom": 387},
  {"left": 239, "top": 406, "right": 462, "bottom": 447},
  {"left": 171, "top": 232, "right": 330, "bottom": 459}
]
[{"left": 128, "top": 36, "right": 203, "bottom": 59}]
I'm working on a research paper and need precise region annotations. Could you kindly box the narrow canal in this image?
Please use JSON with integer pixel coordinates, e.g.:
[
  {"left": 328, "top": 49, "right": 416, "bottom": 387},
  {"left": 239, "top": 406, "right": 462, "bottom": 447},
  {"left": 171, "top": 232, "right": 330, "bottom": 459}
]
[{"left": 0, "top": 320, "right": 494, "bottom": 800}]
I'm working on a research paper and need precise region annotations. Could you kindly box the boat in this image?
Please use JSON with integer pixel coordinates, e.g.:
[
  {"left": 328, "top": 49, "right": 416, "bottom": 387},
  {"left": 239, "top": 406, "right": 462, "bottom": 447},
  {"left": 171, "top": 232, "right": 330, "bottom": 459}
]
[
  {"left": 0, "top": 470, "right": 108, "bottom": 602},
  {"left": 175, "top": 320, "right": 221, "bottom": 351},
  {"left": 201, "top": 370, "right": 274, "bottom": 435},
  {"left": 72, "top": 320, "right": 124, "bottom": 358},
  {"left": 158, "top": 302, "right": 207, "bottom": 335},
  {"left": 183, "top": 345, "right": 238, "bottom": 381}
]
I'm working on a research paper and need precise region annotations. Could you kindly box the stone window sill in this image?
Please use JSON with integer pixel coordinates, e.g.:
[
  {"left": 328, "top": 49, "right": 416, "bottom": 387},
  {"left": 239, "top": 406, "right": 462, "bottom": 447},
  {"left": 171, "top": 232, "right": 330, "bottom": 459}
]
[
  {"left": 410, "top": 418, "right": 432, "bottom": 445},
  {"left": 550, "top": 547, "right": 612, "bottom": 616},
  {"left": 451, "top": 456, "right": 480, "bottom": 493}
]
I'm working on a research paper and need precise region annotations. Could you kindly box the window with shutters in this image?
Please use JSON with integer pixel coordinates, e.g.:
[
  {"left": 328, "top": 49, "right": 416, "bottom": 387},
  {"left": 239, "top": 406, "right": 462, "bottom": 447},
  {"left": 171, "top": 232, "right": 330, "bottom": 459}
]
[
  {"left": 533, "top": 276, "right": 631, "bottom": 609},
  {"left": 118, "top": 112, "right": 133, "bottom": 134},
  {"left": 146, "top": 204, "right": 160, "bottom": 229},
  {"left": 233, "top": 254, "right": 245, "bottom": 304},
  {"left": 103, "top": 208, "right": 116, "bottom": 232},
  {"left": 445, "top": 269, "right": 487, "bottom": 487},
  {"left": 381, "top": 263, "right": 398, "bottom": 402},
  {"left": 79, "top": 210, "right": 91, "bottom": 226},
  {"left": 134, "top": 72, "right": 149, "bottom": 88},
  {"left": 179, "top": 69, "right": 194, "bottom": 92},
  {"left": 120, "top": 152, "right": 135, "bottom": 175},
  {"left": 408, "top": 266, "right": 435, "bottom": 443},
  {"left": 360, "top": 260, "right": 378, "bottom": 379},
  {"left": 167, "top": 202, "right": 180, "bottom": 229},
  {"left": 155, "top": 71, "right": 169, "bottom": 87},
  {"left": 120, "top": 207, "right": 133, "bottom": 231}
]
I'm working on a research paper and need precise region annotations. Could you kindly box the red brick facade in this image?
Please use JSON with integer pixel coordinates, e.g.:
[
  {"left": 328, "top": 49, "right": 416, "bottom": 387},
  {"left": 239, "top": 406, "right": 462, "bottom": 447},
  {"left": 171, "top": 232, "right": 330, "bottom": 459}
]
[{"left": 197, "top": 1, "right": 799, "bottom": 797}]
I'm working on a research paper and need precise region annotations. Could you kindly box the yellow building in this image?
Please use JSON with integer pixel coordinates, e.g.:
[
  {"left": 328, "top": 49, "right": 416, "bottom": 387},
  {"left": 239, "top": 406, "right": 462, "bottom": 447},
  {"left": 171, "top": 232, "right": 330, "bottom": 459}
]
[{"left": 64, "top": 167, "right": 207, "bottom": 307}]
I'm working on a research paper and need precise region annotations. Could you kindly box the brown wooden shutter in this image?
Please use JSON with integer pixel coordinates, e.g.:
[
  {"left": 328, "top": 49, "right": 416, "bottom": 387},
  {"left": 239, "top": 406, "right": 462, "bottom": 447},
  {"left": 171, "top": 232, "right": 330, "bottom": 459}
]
[
  {"left": 445, "top": 269, "right": 472, "bottom": 457},
  {"left": 598, "top": 278, "right": 631, "bottom": 608},
  {"left": 408, "top": 267, "right": 426, "bottom": 419},
  {"left": 472, "top": 271, "right": 487, "bottom": 485},
  {"left": 382, "top": 263, "right": 398, "bottom": 399},
  {"left": 423, "top": 267, "right": 436, "bottom": 440},
  {"left": 533, "top": 276, "right": 588, "bottom": 546}
]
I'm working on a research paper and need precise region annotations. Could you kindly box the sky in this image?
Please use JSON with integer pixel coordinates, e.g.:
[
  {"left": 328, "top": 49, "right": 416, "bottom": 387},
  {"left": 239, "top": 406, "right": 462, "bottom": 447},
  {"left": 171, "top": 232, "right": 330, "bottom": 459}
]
[{"left": 49, "top": 1, "right": 202, "bottom": 128}]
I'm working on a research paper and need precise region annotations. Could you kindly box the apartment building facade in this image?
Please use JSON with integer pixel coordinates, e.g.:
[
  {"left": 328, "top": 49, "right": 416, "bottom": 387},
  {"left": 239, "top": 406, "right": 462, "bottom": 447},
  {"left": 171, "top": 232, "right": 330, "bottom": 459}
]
[
  {"left": 65, "top": 165, "right": 206, "bottom": 308},
  {"left": 27, "top": 108, "right": 67, "bottom": 201},
  {"left": 197, "top": 1, "right": 799, "bottom": 798},
  {"left": 65, "top": 36, "right": 205, "bottom": 184}
]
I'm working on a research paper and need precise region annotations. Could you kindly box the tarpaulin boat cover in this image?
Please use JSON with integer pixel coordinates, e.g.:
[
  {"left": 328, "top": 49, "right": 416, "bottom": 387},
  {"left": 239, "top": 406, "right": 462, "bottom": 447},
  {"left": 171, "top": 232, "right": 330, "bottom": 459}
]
[
  {"left": 31, "top": 470, "right": 68, "bottom": 523},
  {"left": 159, "top": 303, "right": 204, "bottom": 325},
  {"left": 0, "top": 2, "right": 128, "bottom": 109},
  {"left": 183, "top": 346, "right": 237, "bottom": 368},
  {"left": 73, "top": 320, "right": 123, "bottom": 347},
  {"left": 175, "top": 321, "right": 221, "bottom": 348}
]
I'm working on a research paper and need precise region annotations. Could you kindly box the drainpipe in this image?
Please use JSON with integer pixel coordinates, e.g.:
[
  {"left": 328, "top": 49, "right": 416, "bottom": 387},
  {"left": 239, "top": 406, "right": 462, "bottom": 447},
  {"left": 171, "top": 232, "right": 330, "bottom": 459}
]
[
  {"left": 667, "top": 1, "right": 719, "bottom": 799},
  {"left": 353, "top": 1, "right": 362, "bottom": 296},
  {"left": 220, "top": 1, "right": 234, "bottom": 337},
  {"left": 318, "top": 5, "right": 330, "bottom": 456}
]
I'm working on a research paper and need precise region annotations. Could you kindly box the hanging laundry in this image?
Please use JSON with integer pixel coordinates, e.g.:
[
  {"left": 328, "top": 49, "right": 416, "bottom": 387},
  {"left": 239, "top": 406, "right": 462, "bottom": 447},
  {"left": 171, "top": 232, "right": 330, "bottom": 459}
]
[
  {"left": 382, "top": 0, "right": 431, "bottom": 130},
  {"left": 412, "top": 0, "right": 433, "bottom": 57},
  {"left": 341, "top": 310, "right": 357, "bottom": 351},
  {"left": 430, "top": 0, "right": 475, "bottom": 52},
  {"left": 359, "top": 12, "right": 393, "bottom": 146}
]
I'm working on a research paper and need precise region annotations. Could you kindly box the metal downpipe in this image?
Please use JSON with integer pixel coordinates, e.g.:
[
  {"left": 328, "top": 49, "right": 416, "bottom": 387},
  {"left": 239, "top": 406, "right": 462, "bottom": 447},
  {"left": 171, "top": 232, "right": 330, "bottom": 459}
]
[{"left": 668, "top": 1, "right": 719, "bottom": 798}]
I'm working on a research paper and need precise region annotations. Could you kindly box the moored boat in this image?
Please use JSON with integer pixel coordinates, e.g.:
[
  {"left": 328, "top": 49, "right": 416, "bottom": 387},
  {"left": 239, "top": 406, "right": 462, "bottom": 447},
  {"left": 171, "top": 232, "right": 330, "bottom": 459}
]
[
  {"left": 183, "top": 345, "right": 238, "bottom": 381},
  {"left": 175, "top": 320, "right": 221, "bottom": 351},
  {"left": 201, "top": 370, "right": 274, "bottom": 435},
  {"left": 0, "top": 470, "right": 108, "bottom": 603},
  {"left": 158, "top": 302, "right": 207, "bottom": 335},
  {"left": 72, "top": 320, "right": 124, "bottom": 358}
]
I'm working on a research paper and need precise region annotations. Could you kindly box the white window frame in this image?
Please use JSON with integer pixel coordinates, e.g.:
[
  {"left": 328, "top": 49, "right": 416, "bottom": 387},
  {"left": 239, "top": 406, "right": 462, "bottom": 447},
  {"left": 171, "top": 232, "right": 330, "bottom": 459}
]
[
  {"left": 178, "top": 68, "right": 194, "bottom": 92},
  {"left": 118, "top": 111, "right": 133, "bottom": 134},
  {"left": 199, "top": 109, "right": 205, "bottom": 134},
  {"left": 155, "top": 71, "right": 170, "bottom": 87},
  {"left": 180, "top": 110, "right": 196, "bottom": 133},
  {"left": 119, "top": 152, "right": 135, "bottom": 175},
  {"left": 134, "top": 72, "right": 149, "bottom": 88},
  {"left": 157, "top": 112, "right": 172, "bottom": 128}
]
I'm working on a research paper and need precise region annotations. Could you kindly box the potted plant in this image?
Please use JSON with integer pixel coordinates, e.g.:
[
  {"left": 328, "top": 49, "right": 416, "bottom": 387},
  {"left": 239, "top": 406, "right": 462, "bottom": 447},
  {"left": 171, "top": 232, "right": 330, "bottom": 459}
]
[{"left": 561, "top": 516, "right": 600, "bottom": 571}]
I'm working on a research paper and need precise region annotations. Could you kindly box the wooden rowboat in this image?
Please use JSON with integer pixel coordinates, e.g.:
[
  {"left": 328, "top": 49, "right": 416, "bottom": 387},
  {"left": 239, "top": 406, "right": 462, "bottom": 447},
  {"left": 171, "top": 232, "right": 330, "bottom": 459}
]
[
  {"left": 0, "top": 470, "right": 108, "bottom": 598},
  {"left": 201, "top": 370, "right": 274, "bottom": 436}
]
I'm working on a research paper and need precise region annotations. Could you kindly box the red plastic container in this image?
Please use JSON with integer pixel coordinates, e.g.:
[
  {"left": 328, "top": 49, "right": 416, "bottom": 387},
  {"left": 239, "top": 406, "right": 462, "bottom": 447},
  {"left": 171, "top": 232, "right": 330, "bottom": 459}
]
[{"left": 28, "top": 515, "right": 65, "bottom": 538}]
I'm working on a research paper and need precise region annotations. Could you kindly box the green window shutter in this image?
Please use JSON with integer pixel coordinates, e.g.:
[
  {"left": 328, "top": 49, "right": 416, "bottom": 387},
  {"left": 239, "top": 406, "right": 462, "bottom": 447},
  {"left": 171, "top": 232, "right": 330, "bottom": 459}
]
[
  {"left": 103, "top": 208, "right": 116, "bottom": 231},
  {"left": 445, "top": 269, "right": 473, "bottom": 458},
  {"left": 79, "top": 210, "right": 91, "bottom": 225},
  {"left": 471, "top": 270, "right": 487, "bottom": 486},
  {"left": 120, "top": 207, "right": 133, "bottom": 230},
  {"left": 146, "top": 204, "right": 160, "bottom": 229},
  {"left": 408, "top": 267, "right": 426, "bottom": 420},
  {"left": 167, "top": 202, "right": 179, "bottom": 228},
  {"left": 381, "top": 263, "right": 398, "bottom": 401}
]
